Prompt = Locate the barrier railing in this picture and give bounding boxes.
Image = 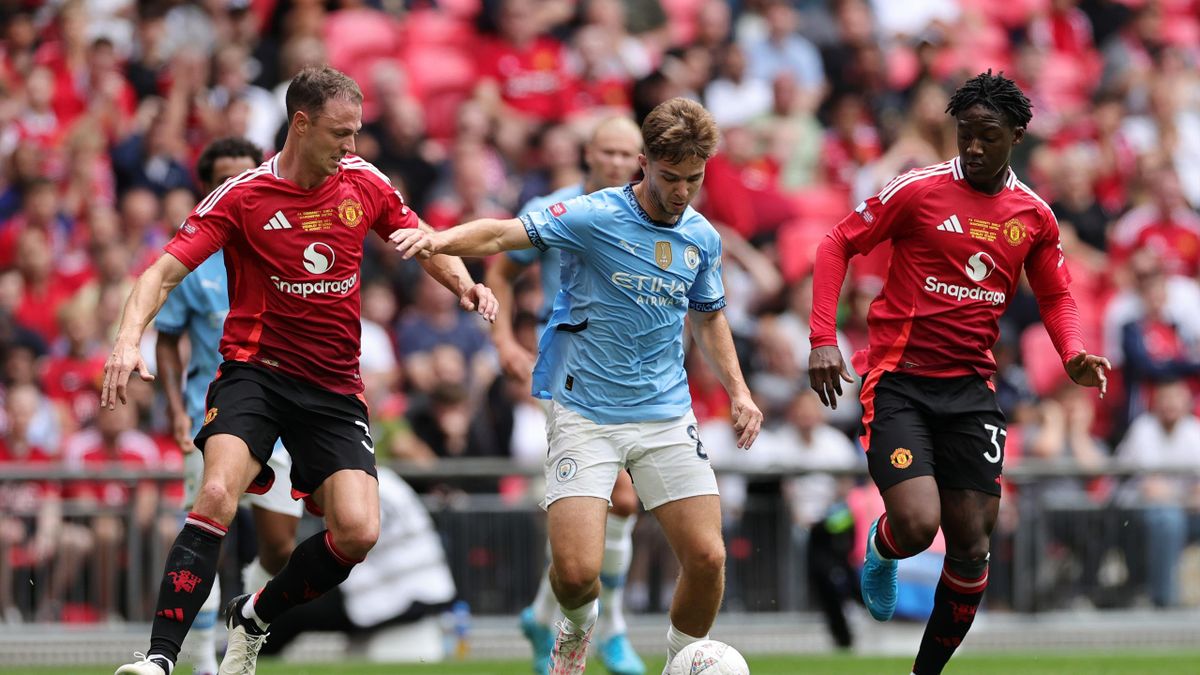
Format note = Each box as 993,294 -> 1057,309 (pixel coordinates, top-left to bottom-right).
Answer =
2,462 -> 1198,623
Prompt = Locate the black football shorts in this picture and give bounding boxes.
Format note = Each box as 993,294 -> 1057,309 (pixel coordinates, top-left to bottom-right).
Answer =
194,361 -> 378,508
858,370 -> 1006,497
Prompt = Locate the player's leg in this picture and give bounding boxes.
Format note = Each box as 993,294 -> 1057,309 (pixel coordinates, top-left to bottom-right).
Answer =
911,488 -> 998,675
858,372 -> 941,623
221,382 -> 378,675
117,435 -> 264,675
541,401 -> 623,675
623,412 -> 721,671
597,470 -> 644,675
241,446 -> 302,592
911,379 -> 1006,675
651,495 -> 725,668
178,450 -> 218,675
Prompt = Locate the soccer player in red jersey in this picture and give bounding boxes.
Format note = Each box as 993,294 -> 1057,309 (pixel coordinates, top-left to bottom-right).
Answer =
808,71 -> 1111,675
104,66 -> 497,675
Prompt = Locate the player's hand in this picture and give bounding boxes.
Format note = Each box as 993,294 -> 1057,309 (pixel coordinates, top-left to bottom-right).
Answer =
171,411 -> 195,454
809,345 -> 855,409
1066,350 -> 1111,399
389,227 -> 438,260
101,339 -> 154,409
730,392 -> 763,449
461,283 -> 498,322
496,338 -> 536,382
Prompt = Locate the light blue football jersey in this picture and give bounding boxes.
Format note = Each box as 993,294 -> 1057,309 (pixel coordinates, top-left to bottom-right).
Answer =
520,183 -> 725,424
508,183 -> 584,321
155,254 -> 229,431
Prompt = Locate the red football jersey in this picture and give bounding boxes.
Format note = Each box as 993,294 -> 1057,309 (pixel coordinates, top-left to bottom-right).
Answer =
165,155 -> 418,394
815,157 -> 1081,378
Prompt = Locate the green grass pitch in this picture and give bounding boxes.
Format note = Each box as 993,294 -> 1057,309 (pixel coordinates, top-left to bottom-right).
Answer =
6,652 -> 1200,675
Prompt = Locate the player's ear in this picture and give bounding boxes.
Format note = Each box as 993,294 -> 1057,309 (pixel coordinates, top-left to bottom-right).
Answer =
293,110 -> 309,135
1011,126 -> 1025,146
638,153 -> 648,173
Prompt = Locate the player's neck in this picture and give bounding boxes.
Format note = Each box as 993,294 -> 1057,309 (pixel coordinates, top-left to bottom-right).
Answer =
964,164 -> 1009,196
275,143 -> 330,190
632,181 -> 680,224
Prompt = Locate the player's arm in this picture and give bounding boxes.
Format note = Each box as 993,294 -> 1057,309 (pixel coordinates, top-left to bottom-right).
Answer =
101,253 -> 191,409
392,217 -> 532,260
410,220 -> 499,323
807,228 -> 856,409
485,255 -> 536,380
688,308 -> 762,449
154,330 -> 194,453
1025,213 -> 1111,396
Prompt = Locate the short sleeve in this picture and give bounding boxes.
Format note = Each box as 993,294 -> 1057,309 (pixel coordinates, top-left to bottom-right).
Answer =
1024,207 -> 1073,295
837,170 -> 925,256
356,164 -> 420,240
518,195 -> 596,255
164,204 -> 235,271
155,276 -> 194,335
687,234 -> 726,312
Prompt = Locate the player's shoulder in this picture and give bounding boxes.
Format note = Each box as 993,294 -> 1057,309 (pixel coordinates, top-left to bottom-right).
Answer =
194,160 -> 275,217
520,183 -> 586,216
1006,171 -> 1057,223
339,154 -> 394,189
678,206 -> 720,244
876,158 -> 962,204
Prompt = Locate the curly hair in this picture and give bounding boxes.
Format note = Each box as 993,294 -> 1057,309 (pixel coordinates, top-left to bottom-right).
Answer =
946,70 -> 1033,129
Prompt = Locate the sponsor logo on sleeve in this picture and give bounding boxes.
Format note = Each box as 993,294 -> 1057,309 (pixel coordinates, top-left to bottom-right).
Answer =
855,201 -> 875,223
550,202 -> 567,217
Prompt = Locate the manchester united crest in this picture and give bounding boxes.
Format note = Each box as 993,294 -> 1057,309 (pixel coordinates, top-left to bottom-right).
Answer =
1002,218 -> 1027,246
655,241 -> 672,270
890,447 -> 913,469
203,407 -> 218,425
337,198 -> 363,228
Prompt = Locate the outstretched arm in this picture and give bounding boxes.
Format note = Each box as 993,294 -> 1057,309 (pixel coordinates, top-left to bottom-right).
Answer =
688,308 -> 763,449
391,217 -> 532,260
410,220 -> 500,322
102,253 -> 191,409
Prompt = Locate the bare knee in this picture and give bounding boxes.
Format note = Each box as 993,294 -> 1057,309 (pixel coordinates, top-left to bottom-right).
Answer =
681,540 -> 725,581
889,511 -> 940,554
193,480 -> 242,524
329,518 -> 378,561
552,558 -> 600,599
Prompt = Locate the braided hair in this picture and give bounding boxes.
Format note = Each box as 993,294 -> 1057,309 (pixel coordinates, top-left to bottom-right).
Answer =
946,70 -> 1033,129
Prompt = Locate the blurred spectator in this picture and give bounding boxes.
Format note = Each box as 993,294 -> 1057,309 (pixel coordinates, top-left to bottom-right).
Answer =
41,301 -> 106,433
1116,379 -> 1200,608
764,390 -> 859,648
1025,382 -> 1113,606
1103,248 -> 1200,370
396,273 -> 495,393
819,91 -> 882,196
742,1 -> 825,98
12,228 -> 75,343
0,177 -> 81,274
208,43 -> 284,151
750,73 -> 823,191
61,392 -> 163,619
1049,145 -> 1112,262
704,43 -> 772,128
1104,162 -> 1200,277
1121,78 -> 1200,210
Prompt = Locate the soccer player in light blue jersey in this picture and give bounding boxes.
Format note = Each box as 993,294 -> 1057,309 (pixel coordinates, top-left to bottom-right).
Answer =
394,98 -> 763,675
153,138 -> 301,675
487,117 -> 646,675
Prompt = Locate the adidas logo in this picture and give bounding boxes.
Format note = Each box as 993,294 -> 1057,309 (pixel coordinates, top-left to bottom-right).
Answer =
263,210 -> 293,230
937,214 -> 963,233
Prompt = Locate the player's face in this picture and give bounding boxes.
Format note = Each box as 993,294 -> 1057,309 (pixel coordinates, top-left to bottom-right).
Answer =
639,154 -> 706,220
956,103 -> 1023,194
206,156 -> 258,194
304,98 -> 362,176
585,127 -> 641,189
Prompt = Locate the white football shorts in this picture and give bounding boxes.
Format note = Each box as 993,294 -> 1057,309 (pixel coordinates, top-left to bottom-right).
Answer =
541,400 -> 719,511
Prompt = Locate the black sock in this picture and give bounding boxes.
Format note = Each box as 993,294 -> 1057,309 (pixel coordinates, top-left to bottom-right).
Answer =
912,555 -> 989,675
252,531 -> 360,623
148,512 -> 228,665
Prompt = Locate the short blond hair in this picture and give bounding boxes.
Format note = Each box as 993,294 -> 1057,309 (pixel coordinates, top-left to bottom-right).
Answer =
641,98 -> 719,163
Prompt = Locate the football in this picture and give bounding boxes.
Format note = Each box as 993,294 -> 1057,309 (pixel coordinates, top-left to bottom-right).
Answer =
666,640 -> 750,675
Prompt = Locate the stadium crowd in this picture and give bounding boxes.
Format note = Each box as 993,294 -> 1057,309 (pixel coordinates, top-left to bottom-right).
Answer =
1,0 -> 1199,625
